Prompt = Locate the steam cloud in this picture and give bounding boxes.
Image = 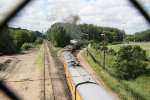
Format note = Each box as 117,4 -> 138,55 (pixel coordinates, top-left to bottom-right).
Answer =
46,0 -> 80,25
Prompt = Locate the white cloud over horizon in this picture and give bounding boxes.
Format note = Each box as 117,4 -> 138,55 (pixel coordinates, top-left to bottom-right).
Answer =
0,0 -> 149,34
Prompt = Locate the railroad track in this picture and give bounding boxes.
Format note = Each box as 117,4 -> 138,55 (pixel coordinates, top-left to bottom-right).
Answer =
43,40 -> 71,100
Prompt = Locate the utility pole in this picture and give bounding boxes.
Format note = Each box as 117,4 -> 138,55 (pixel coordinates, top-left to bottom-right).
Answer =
101,33 -> 106,69
85,34 -> 89,56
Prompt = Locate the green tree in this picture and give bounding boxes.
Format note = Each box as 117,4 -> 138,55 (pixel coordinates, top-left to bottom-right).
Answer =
114,45 -> 147,80
46,23 -> 71,47
0,26 -> 38,54
35,38 -> 43,44
0,26 -> 15,54
134,29 -> 150,41
79,23 -> 124,42
108,48 -> 116,55
125,34 -> 135,42
12,29 -> 37,52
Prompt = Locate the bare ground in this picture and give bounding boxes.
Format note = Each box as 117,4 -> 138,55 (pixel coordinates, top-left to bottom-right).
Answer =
0,49 -> 43,100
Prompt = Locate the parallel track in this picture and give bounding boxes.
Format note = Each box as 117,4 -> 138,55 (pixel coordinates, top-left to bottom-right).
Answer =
44,40 -> 71,100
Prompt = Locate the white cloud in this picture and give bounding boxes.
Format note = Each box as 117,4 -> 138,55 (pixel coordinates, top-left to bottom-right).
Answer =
0,0 -> 149,34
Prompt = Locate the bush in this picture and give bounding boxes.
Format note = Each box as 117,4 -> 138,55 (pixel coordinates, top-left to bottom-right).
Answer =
80,40 -> 90,47
114,45 -> 147,80
92,42 -> 108,51
108,48 -> 116,56
21,43 -> 35,50
100,45 -> 108,51
92,43 -> 100,50
35,38 -> 43,44
46,24 -> 71,47
112,42 -> 122,45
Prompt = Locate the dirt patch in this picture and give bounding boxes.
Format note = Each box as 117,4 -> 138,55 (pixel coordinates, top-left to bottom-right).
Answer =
0,57 -> 13,71
0,49 -> 43,100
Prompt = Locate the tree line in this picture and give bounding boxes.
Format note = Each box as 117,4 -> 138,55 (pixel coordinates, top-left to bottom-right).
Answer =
80,23 -> 125,43
0,25 -> 42,54
125,29 -> 150,42
46,23 -> 125,47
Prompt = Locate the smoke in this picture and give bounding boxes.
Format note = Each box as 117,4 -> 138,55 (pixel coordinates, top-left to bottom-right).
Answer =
45,0 -> 82,41
45,0 -> 80,25
63,14 -> 80,25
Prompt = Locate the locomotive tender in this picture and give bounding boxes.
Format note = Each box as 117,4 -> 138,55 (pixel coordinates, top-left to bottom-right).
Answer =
63,46 -> 114,100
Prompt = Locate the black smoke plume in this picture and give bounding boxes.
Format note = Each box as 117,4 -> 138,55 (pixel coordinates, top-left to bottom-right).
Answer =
64,14 -> 80,25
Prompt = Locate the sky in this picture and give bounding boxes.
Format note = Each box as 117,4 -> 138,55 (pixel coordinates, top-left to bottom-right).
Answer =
0,0 -> 150,34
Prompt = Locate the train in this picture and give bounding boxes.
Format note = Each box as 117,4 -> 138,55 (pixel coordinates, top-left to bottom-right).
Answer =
63,41 -> 115,100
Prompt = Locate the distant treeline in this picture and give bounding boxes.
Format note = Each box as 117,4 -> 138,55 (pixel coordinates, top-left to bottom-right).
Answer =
0,25 -> 42,54
46,23 -> 125,47
79,23 -> 125,43
125,29 -> 150,42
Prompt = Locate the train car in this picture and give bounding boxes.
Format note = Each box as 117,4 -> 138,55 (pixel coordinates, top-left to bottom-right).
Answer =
63,47 -> 115,100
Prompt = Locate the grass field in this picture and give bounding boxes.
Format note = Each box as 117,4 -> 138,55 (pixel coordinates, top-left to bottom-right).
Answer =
108,42 -> 150,58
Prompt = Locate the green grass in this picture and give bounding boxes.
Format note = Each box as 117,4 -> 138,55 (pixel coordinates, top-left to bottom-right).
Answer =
108,44 -> 123,52
35,45 -> 44,69
82,50 -> 134,100
146,50 -> 150,58
124,76 -> 150,100
87,47 -> 116,73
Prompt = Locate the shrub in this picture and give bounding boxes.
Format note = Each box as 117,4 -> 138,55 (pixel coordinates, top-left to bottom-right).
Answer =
35,38 -> 43,44
108,48 -> 116,56
100,45 -> 108,51
92,43 -> 100,50
112,42 -> 122,45
21,43 -> 34,50
114,45 -> 148,80
80,40 -> 90,47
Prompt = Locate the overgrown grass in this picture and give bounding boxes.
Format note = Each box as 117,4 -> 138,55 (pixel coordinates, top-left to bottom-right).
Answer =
21,42 -> 42,51
35,45 -> 44,69
82,50 -> 134,100
123,76 -> 150,100
87,47 -> 116,70
108,44 -> 123,52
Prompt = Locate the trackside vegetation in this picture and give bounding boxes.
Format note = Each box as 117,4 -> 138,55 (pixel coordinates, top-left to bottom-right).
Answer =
21,38 -> 43,51
114,45 -> 148,80
35,45 -> 44,68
